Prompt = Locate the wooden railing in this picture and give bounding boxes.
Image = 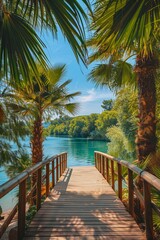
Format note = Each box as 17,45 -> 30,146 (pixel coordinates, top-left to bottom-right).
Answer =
95,151 -> 160,240
0,152 -> 67,239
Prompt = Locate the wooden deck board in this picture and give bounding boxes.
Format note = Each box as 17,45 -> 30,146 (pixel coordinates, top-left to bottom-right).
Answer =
24,166 -> 145,240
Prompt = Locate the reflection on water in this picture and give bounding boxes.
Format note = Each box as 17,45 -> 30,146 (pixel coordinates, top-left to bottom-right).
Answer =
44,137 -> 107,166
0,136 -> 107,210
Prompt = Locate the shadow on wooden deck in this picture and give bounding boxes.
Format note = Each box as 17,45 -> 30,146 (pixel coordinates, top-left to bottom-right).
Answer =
24,166 -> 145,240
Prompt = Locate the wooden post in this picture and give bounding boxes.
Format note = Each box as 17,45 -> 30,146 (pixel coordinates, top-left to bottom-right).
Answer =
60,155 -> 62,176
117,163 -> 122,200
46,163 -> 50,197
102,156 -> 105,177
143,180 -> 153,239
18,180 -> 26,240
111,160 -> 115,190
36,168 -> 42,211
95,152 -> 97,168
100,155 -> 102,173
106,158 -> 109,182
128,169 -> 134,216
97,154 -> 100,172
56,157 -> 59,182
62,155 -> 63,175
65,153 -> 67,169
62,155 -> 64,173
52,161 -> 55,188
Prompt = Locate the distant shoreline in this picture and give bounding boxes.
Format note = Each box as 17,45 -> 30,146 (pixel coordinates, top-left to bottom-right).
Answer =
49,134 -> 108,141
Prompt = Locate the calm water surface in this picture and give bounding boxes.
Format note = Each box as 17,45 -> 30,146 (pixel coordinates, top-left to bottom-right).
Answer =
0,136 -> 107,211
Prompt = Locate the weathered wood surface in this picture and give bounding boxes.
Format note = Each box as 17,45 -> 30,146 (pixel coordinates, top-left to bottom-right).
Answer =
24,166 -> 145,240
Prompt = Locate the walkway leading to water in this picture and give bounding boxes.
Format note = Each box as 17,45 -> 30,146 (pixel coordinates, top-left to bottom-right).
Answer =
24,166 -> 145,240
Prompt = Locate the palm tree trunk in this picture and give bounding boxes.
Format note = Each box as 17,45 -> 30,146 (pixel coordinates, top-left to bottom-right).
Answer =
135,54 -> 158,162
31,116 -> 43,165
31,110 -> 43,204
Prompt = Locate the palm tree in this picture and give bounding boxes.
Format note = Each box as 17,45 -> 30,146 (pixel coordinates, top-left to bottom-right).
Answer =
0,0 -> 91,82
8,65 -> 80,165
89,0 -> 160,162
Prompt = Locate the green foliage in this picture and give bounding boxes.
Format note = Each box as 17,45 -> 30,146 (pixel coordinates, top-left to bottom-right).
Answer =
1,0 -> 91,81
107,126 -> 135,159
25,205 -> 37,228
4,150 -> 31,178
90,0 -> 160,57
106,87 -> 138,159
49,111 -> 118,140
101,99 -> 113,111
95,110 -> 117,139
0,98 -> 30,166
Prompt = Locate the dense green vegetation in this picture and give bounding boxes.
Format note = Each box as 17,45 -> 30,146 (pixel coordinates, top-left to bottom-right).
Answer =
48,102 -> 117,140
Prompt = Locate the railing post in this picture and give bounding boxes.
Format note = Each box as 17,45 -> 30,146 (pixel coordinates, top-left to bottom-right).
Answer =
143,180 -> 153,240
95,152 -> 97,168
52,161 -> 55,188
18,180 -> 26,240
60,155 -> 62,176
63,154 -> 66,173
36,168 -> 42,211
128,169 -> 134,216
46,163 -> 50,197
56,157 -> 59,182
117,163 -> 122,200
98,153 -> 100,172
102,156 -> 105,177
111,160 -> 115,190
66,153 -> 67,169
62,155 -> 64,173
106,158 -> 109,182
97,153 -> 99,171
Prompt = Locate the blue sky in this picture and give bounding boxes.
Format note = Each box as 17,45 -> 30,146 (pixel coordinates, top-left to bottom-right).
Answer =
41,31 -> 114,116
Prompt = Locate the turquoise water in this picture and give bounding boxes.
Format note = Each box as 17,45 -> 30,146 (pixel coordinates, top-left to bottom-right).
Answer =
0,136 -> 107,211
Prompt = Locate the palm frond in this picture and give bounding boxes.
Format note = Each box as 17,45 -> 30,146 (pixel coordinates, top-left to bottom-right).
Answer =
13,0 -> 92,64
88,60 -> 135,91
92,0 -> 160,57
1,11 -> 48,82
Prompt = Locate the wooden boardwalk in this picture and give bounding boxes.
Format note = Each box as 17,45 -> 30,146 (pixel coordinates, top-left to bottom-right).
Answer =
24,166 -> 145,240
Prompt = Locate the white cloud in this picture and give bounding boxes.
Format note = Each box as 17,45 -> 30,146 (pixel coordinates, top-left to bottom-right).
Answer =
76,88 -> 113,103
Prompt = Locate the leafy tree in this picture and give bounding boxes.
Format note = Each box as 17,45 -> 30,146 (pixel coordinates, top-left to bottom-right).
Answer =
101,99 -> 114,111
106,87 -> 138,159
68,116 -> 88,137
107,126 -> 135,160
89,0 -> 160,161
95,110 -> 117,139
53,123 -> 69,136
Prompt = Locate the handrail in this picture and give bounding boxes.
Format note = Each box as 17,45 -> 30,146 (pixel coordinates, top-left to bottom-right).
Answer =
95,151 -> 160,240
0,152 -> 67,239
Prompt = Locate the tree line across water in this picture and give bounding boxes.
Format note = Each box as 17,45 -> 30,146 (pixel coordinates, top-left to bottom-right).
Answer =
48,100 -> 117,140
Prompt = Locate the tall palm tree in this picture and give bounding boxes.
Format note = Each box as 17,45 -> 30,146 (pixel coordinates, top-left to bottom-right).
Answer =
8,65 -> 80,165
89,0 -> 160,162
0,0 -> 91,82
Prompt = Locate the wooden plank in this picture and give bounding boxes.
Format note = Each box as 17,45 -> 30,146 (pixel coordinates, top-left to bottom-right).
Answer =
24,237 -> 145,240
25,166 -> 145,240
25,231 -> 144,237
